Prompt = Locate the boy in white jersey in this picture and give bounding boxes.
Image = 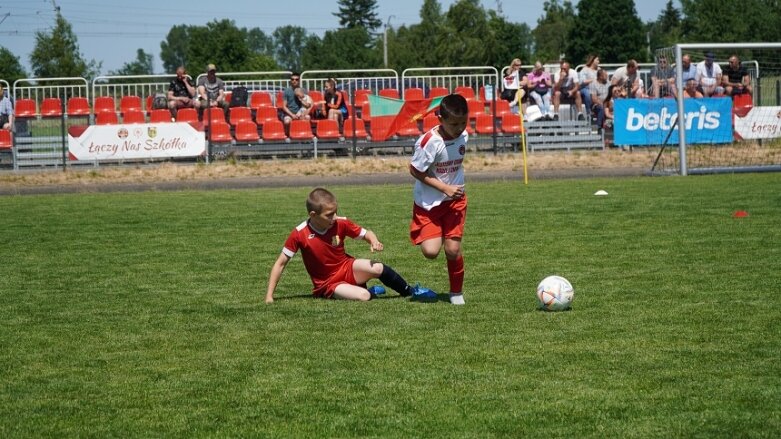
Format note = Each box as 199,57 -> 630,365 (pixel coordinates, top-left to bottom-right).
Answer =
265,188 -> 435,303
408,94 -> 469,305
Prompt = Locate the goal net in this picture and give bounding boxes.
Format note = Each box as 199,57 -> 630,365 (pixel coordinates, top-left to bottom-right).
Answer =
639,43 -> 781,175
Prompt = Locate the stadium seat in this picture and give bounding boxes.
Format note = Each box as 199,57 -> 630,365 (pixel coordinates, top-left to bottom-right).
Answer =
490,99 -> 512,118
201,107 -> 226,127
309,90 -> 324,104
354,89 -> 371,109
120,95 -> 142,114
249,91 -> 273,109
474,113 -> 497,134
429,87 -> 449,98
289,119 -> 314,141
343,118 -> 368,139
175,108 -> 202,130
122,110 -> 146,124
455,86 -> 476,100
229,106 -> 253,126
500,113 -> 523,134
361,103 -> 371,119
396,121 -> 422,137
733,93 -> 753,108
234,121 -> 260,142
275,91 -> 285,108
255,106 -> 280,125
0,129 -> 12,149
145,95 -> 154,113
261,119 -> 287,141
95,111 -> 119,125
93,96 -> 115,114
379,88 -> 401,99
224,91 -> 232,105
40,98 -> 63,117
14,99 -> 36,118
369,115 -> 395,141
467,99 -> 485,120
208,121 -> 233,143
66,97 -> 91,116
404,87 -> 425,100
149,109 -> 173,123
315,119 -> 341,140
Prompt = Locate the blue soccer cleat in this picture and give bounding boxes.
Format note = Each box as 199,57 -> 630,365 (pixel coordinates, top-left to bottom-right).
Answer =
368,285 -> 386,295
410,283 -> 437,302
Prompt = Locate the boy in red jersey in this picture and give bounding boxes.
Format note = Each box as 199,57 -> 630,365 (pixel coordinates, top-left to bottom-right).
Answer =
265,188 -> 435,303
409,94 -> 469,305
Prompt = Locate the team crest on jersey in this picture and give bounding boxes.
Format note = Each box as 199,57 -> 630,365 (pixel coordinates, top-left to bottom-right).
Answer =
332,235 -> 341,246
459,145 -> 466,155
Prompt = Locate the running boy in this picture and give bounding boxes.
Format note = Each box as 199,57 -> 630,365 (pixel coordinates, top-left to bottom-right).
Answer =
408,94 -> 469,305
265,188 -> 435,303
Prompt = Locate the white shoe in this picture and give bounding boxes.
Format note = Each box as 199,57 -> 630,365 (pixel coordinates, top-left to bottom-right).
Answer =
449,293 -> 465,305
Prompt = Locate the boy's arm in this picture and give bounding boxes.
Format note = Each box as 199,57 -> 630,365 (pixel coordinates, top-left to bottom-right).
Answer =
362,230 -> 383,252
409,163 -> 465,199
265,252 -> 291,304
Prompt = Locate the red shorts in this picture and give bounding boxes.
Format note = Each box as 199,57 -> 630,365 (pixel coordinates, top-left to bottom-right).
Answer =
313,259 -> 358,299
410,196 -> 468,245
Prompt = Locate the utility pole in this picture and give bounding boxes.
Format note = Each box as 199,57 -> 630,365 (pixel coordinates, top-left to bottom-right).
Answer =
383,15 -> 395,68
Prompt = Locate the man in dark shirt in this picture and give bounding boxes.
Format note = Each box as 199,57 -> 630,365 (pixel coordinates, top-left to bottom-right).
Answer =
167,66 -> 198,117
722,55 -> 752,96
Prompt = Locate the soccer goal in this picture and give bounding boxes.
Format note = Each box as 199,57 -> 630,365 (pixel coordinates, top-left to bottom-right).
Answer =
648,43 -> 781,175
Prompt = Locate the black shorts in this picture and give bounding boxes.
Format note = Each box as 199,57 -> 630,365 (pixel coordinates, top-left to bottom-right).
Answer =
0,114 -> 8,127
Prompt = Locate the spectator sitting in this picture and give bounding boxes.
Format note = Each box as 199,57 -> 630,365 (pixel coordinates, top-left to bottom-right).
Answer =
611,59 -> 641,98
722,55 -> 752,96
681,53 -> 697,84
578,54 -> 599,118
0,84 -> 13,130
590,68 -> 610,131
650,55 -> 675,98
526,61 -> 553,120
553,61 -> 585,120
683,78 -> 703,98
696,52 -> 723,97
603,84 -> 625,129
279,73 -> 310,129
294,87 -> 313,119
502,58 -> 528,114
197,63 -> 229,119
323,78 -> 347,124
167,66 -> 199,118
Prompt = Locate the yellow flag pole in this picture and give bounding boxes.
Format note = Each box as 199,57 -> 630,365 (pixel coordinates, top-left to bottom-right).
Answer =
518,90 -> 528,185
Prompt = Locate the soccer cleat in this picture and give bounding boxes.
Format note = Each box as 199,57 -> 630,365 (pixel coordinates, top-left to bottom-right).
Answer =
410,283 -> 437,302
449,293 -> 466,305
367,285 -> 386,295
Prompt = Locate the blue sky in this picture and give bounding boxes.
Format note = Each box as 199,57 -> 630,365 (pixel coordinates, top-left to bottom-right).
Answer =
1,0 -> 679,73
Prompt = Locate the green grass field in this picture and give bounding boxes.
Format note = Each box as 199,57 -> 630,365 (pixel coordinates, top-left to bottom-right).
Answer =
1,174 -> 780,437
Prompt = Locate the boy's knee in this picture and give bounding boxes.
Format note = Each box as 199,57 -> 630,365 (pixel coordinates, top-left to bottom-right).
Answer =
421,248 -> 440,259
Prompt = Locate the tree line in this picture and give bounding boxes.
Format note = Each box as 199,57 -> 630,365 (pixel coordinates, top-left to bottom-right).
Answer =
1,0 -> 779,84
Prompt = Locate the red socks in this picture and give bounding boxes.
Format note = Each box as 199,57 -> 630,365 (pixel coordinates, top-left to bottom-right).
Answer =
447,255 -> 464,293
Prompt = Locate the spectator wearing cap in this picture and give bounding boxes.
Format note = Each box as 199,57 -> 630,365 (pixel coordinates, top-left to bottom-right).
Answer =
696,52 -> 723,97
167,66 -> 198,117
197,63 -> 229,119
722,55 -> 752,96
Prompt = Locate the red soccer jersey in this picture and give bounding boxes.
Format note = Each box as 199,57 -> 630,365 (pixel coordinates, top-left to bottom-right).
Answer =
282,217 -> 366,293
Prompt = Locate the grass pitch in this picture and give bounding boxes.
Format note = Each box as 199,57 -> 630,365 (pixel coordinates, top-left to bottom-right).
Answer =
1,173 -> 779,437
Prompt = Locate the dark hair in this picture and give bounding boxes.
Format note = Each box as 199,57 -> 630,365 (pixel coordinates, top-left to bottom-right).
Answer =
307,187 -> 336,213
439,94 -> 468,120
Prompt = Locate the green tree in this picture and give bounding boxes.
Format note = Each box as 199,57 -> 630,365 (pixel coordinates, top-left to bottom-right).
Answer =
187,19 -> 251,73
110,49 -> 154,76
29,14 -> 101,79
401,0 -> 446,68
647,0 -> 683,51
487,11 -> 533,69
0,46 -> 27,83
567,0 -> 647,64
245,28 -> 275,57
531,0 -> 576,63
439,0 -> 493,67
273,25 -> 311,72
681,0 -> 781,42
160,25 -> 192,73
333,0 -> 382,31
302,27 -> 380,70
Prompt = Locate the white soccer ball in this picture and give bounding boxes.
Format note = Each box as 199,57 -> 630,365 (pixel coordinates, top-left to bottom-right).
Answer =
536,275 -> 574,311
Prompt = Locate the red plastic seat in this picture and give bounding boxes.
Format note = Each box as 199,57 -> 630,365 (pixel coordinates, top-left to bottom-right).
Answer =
275,91 -> 285,108
353,89 -> 371,109
120,95 -> 142,114
343,118 -> 368,139
201,108 -> 226,127
733,93 -> 753,108
250,91 -> 273,109
289,119 -> 314,141
66,97 -> 90,116
123,110 -> 146,124
404,87 -> 425,100
93,96 -> 115,114
255,106 -> 279,125
500,113 -> 523,134
379,88 -> 400,99
14,99 -> 37,118
429,87 -> 449,98
149,109 -> 173,123
95,111 -> 119,125
145,95 -> 154,113
467,99 -> 485,120
474,113 -> 497,134
176,108 -> 198,124
455,86 -> 476,100
40,98 -> 63,117
261,119 -> 287,141
316,119 -> 341,140
229,106 -> 253,126
208,121 -> 233,143
0,129 -> 12,149
309,90 -> 324,104
490,99 -> 512,118
370,115 -> 395,141
234,121 -> 260,142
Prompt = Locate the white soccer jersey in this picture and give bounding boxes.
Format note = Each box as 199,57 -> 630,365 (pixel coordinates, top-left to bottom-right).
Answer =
410,127 -> 468,210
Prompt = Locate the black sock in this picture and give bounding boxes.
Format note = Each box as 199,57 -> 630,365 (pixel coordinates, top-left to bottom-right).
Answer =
379,265 -> 412,297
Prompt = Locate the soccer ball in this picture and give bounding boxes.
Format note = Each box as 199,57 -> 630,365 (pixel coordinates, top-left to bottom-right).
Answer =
536,275 -> 574,311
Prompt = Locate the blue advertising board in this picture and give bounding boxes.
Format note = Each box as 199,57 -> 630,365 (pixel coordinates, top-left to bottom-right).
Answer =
614,98 -> 733,145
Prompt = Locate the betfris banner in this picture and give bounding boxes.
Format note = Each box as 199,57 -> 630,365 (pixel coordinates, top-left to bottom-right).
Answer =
68,122 -> 206,161
614,98 -> 733,145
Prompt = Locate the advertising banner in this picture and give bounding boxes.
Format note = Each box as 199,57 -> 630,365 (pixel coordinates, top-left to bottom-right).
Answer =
614,98 -> 733,145
68,123 -> 206,161
734,106 -> 781,140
